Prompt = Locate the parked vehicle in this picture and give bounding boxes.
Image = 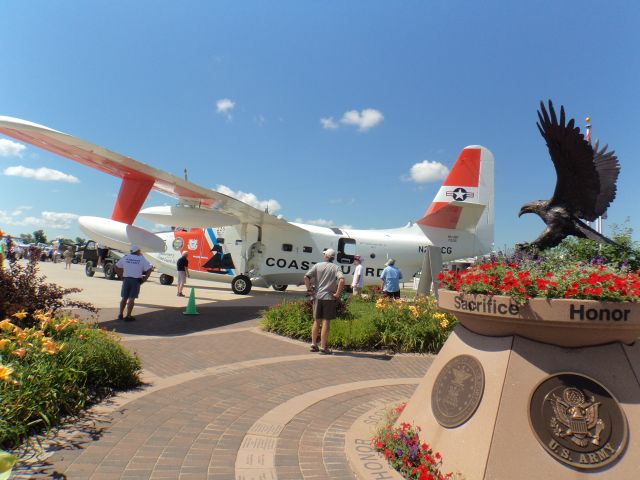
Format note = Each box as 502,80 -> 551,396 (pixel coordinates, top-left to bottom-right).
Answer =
82,240 -> 124,279
10,239 -> 29,260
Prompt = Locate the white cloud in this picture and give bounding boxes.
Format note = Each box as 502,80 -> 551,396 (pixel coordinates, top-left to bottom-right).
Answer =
0,210 -> 79,229
40,211 -> 80,228
216,185 -> 281,213
406,160 -> 449,183
11,206 -> 32,216
254,114 -> 266,127
0,139 -> 26,157
216,98 -> 235,118
320,117 -> 338,130
340,108 -> 384,131
3,166 -> 79,183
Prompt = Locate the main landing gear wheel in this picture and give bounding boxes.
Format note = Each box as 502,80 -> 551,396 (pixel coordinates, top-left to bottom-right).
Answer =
272,284 -> 288,292
85,261 -> 95,277
159,274 -> 174,285
232,275 -> 252,295
104,263 -> 116,280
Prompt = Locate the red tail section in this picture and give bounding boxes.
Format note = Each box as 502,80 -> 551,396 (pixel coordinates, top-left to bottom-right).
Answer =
417,146 -> 492,232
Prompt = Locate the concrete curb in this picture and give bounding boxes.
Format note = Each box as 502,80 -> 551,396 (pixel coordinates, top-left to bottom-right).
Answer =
345,402 -> 405,480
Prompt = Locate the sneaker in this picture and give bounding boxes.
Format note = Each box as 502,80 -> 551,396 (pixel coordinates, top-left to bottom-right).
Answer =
124,316 -> 136,322
117,314 -> 124,320
177,293 -> 185,297
319,347 -> 332,355
310,344 -> 319,352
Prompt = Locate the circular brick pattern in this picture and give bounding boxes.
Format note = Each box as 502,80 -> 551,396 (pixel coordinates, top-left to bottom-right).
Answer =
12,328 -> 432,479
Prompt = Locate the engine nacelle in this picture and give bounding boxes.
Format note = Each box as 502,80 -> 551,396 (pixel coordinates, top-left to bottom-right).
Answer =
139,205 -> 239,228
79,216 -> 166,252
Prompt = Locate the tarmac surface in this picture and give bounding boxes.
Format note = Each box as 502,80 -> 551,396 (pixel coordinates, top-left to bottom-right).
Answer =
9,260 -> 434,479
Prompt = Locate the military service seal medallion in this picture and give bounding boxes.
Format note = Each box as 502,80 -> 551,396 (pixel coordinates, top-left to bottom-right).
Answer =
431,354 -> 484,428
530,373 -> 628,469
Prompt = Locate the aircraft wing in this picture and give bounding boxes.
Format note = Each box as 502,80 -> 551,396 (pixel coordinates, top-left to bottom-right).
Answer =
0,116 -> 302,230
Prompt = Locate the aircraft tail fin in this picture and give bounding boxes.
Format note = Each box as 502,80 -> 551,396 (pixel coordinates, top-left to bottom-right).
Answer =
417,145 -> 494,248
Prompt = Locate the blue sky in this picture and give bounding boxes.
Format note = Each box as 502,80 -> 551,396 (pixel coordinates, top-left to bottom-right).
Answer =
1,1 -> 639,250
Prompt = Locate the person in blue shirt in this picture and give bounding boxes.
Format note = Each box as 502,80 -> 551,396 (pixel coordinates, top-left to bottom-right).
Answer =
380,258 -> 403,298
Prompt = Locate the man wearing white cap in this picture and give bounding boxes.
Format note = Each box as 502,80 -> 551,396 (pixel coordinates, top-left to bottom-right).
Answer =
303,248 -> 345,354
380,258 -> 403,299
115,245 -> 153,321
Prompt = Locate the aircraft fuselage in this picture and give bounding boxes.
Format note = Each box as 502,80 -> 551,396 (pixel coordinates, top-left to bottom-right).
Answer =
144,221 -> 482,288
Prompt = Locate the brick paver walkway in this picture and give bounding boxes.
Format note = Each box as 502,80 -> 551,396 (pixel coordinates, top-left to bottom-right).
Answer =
11,306 -> 433,479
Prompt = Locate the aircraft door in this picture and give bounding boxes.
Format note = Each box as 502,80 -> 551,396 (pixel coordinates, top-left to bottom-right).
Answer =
337,237 -> 356,264
180,229 -> 206,272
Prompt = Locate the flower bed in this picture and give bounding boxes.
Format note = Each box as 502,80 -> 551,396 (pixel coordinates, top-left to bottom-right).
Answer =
438,261 -> 640,304
436,258 -> 640,347
372,403 -> 462,480
373,296 -> 457,353
261,295 -> 457,353
0,310 -> 141,448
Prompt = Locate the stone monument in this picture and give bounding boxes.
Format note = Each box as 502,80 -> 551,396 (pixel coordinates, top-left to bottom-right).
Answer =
397,102 -> 639,479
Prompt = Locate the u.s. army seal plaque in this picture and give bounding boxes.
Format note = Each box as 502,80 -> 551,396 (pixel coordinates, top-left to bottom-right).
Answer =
530,373 -> 628,470
431,354 -> 484,428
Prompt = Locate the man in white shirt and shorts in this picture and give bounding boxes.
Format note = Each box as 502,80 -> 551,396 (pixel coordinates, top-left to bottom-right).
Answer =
115,245 -> 153,321
351,255 -> 364,296
304,248 -> 345,354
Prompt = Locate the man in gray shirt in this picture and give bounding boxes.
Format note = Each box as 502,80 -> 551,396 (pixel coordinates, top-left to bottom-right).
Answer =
304,248 -> 345,354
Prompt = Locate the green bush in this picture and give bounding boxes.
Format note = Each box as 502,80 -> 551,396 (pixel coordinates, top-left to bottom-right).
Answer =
0,257 -> 96,326
261,295 -> 456,353
549,220 -> 640,269
0,313 -> 141,449
261,301 -> 312,340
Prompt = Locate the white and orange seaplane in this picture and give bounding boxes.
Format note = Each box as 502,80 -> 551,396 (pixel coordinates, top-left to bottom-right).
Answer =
0,116 -> 494,294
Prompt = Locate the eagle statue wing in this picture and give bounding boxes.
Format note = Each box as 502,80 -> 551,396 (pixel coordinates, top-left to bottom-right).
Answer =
536,100 -> 620,221
591,140 -> 620,218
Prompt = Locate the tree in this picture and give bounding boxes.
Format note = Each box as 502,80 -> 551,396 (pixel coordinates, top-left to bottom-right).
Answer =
33,230 -> 47,244
75,237 -> 86,245
548,219 -> 640,270
20,233 -> 34,244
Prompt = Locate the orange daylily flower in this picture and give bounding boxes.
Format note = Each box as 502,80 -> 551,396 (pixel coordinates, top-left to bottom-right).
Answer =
0,364 -> 14,382
11,348 -> 26,358
0,319 -> 14,331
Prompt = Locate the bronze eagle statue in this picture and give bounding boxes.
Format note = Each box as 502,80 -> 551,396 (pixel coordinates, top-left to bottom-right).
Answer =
518,100 -> 620,251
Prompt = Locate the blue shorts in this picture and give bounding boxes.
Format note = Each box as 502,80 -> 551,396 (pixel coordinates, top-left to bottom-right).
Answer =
121,277 -> 142,299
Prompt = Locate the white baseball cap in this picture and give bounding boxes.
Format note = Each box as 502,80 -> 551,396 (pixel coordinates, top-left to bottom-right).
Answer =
324,248 -> 336,259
